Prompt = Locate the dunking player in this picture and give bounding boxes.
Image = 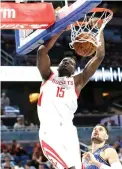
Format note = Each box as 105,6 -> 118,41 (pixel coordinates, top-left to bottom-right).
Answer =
82,124 -> 122,169
37,27 -> 104,169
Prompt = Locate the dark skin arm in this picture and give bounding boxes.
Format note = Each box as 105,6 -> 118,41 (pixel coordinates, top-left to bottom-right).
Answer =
37,31 -> 64,80
74,31 -> 105,96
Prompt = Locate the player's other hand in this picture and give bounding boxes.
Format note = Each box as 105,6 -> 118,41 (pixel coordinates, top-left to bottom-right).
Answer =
82,152 -> 98,165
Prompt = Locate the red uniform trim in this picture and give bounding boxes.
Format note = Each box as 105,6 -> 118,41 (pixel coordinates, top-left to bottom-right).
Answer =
75,88 -> 79,98
38,92 -> 43,106
41,140 -> 68,169
82,163 -> 85,169
38,72 -> 54,106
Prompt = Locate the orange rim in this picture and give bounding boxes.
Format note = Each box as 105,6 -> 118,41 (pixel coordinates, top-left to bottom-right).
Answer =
90,7 -> 113,15
72,7 -> 113,27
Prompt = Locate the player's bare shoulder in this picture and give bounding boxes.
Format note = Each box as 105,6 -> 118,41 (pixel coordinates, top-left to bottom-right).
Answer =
104,147 -> 120,163
105,147 -> 118,156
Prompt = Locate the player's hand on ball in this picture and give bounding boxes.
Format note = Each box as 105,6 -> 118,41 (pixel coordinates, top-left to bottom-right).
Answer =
82,152 -> 98,165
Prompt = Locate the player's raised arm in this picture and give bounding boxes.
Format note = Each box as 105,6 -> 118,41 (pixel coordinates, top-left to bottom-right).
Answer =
74,31 -> 105,95
37,31 -> 64,80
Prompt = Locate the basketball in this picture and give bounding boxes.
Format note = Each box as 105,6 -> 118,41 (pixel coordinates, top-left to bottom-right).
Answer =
73,33 -> 96,57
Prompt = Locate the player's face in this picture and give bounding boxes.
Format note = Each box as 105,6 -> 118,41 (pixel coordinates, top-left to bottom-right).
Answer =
58,57 -> 76,77
91,125 -> 108,143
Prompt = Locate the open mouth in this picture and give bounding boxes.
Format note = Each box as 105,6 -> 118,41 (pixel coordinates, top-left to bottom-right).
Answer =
61,64 -> 68,68
93,132 -> 99,137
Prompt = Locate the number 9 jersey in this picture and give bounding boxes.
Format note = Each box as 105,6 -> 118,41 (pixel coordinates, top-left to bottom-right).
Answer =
37,71 -> 78,129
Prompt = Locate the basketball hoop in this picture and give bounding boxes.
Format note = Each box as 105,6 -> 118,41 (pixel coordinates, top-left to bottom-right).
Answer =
69,8 -> 113,49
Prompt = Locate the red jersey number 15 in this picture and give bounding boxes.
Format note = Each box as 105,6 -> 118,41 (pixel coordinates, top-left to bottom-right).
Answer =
56,87 -> 65,98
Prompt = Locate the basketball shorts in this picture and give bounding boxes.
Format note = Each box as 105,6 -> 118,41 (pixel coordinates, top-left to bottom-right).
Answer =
39,125 -> 81,169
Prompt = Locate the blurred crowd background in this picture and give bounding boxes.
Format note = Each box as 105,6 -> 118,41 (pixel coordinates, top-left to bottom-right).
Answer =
1,0 -> 122,169
1,136 -> 122,169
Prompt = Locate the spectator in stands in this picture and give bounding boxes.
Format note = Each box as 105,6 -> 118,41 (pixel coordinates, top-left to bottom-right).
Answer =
113,142 -> 120,153
25,160 -> 36,169
33,143 -> 43,158
1,92 -> 10,110
13,118 -> 25,130
106,120 -> 112,129
1,120 -> 8,131
30,153 -> 40,168
24,120 -> 30,127
9,140 -> 18,156
29,123 -> 38,130
118,148 -> 122,164
15,162 -> 24,169
1,148 -> 14,162
117,136 -> 122,148
111,120 -> 118,126
1,140 -> 7,152
1,156 -> 15,169
39,164 -> 49,169
30,152 -> 51,169
15,143 -> 28,157
24,120 -> 36,131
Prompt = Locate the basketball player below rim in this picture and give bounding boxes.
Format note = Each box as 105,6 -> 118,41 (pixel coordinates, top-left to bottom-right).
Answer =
82,124 -> 122,169
36,18 -> 122,169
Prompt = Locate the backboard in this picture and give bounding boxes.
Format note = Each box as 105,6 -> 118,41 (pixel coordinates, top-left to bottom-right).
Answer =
15,0 -> 102,55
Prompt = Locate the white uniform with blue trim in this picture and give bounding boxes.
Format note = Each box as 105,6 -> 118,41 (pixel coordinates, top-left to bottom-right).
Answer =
37,72 -> 81,169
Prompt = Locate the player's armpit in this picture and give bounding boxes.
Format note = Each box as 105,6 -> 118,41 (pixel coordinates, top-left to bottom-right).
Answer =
37,45 -> 52,80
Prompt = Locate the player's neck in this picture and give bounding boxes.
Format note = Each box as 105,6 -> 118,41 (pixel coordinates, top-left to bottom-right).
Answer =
91,141 -> 105,153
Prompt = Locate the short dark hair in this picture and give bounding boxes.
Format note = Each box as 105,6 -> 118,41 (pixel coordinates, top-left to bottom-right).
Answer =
96,124 -> 109,135
71,56 -> 77,63
64,56 -> 77,63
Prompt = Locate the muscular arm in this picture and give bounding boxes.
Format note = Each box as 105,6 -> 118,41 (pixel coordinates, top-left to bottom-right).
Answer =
105,148 -> 121,165
37,31 -> 64,80
83,149 -> 122,169
95,148 -> 122,169
74,31 -> 105,95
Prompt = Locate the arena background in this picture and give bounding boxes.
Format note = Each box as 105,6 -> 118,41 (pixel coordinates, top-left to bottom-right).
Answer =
1,0 -> 122,169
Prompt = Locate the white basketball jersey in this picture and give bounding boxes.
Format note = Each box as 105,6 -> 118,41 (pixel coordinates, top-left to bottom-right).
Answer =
37,72 -> 78,129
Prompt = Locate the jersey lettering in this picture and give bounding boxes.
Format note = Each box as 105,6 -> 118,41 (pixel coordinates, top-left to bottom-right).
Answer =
52,78 -> 73,86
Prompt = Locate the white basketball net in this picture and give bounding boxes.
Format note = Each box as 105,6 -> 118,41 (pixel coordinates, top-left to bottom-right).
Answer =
69,8 -> 113,49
